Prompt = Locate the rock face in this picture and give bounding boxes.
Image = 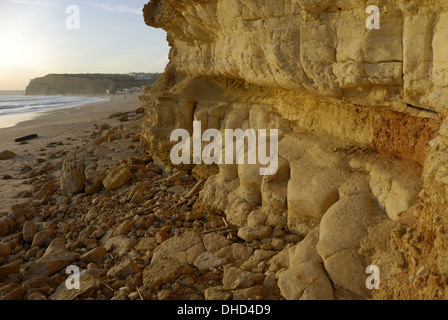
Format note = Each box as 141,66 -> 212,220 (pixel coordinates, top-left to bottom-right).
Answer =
139,0 -> 448,300
143,0 -> 448,114
25,74 -> 143,95
102,164 -> 133,191
60,151 -> 85,196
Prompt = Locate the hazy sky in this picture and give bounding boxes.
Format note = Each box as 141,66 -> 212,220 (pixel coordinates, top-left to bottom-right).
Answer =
0,0 -> 170,90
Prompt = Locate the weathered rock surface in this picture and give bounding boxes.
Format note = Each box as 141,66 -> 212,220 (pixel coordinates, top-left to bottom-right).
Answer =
152,231 -> 205,265
60,151 -> 85,196
25,74 -> 145,96
2,0 -> 448,301
277,261 -> 334,300
0,150 -> 16,160
0,217 -> 15,237
102,164 -> 133,191
143,257 -> 192,289
49,271 -> 101,300
143,0 -> 448,114
193,252 -> 226,271
80,247 -> 107,264
0,260 -> 21,282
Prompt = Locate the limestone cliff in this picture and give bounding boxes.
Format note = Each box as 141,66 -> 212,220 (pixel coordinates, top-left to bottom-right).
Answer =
140,0 -> 448,300
25,74 -> 146,96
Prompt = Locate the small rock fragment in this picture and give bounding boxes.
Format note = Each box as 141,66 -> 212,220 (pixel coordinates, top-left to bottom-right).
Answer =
80,247 -> 107,264
0,150 -> 16,160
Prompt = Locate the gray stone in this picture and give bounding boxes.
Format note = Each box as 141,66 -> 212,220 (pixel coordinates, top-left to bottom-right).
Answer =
103,164 -> 132,191
204,286 -> 231,300
152,232 -> 205,264
143,257 -> 192,289
50,271 -> 101,300
80,247 -> 107,264
323,249 -> 371,298
289,228 -> 323,267
104,236 -> 137,256
277,261 -> 334,300
231,271 -> 265,289
222,266 -> 244,290
22,221 -> 37,242
193,252 -> 227,271
60,152 -> 85,196
240,250 -> 276,270
22,245 -> 79,280
134,237 -> 158,252
114,220 -> 133,236
317,194 -> 383,260
107,259 -> 139,279
287,158 -> 349,221
202,233 -> 232,253
237,226 -> 272,242
167,185 -> 186,194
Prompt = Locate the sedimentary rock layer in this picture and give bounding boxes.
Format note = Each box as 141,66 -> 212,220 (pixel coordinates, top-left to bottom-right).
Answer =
144,0 -> 448,115
140,0 -> 448,300
25,74 -> 142,95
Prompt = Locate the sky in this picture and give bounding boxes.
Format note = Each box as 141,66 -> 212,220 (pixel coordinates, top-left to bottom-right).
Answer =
0,0 -> 170,90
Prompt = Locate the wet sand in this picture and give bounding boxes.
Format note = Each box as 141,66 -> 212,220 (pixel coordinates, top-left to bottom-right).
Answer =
0,94 -> 142,213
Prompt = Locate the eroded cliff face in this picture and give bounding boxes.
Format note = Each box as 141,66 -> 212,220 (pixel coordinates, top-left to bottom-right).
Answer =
144,0 -> 448,114
25,74 -> 138,95
140,0 -> 448,299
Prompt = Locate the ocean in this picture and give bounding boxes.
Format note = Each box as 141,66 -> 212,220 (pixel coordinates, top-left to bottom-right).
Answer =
0,91 -> 107,129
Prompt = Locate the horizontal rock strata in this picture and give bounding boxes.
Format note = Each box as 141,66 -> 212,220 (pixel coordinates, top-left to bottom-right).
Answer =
138,0 -> 448,300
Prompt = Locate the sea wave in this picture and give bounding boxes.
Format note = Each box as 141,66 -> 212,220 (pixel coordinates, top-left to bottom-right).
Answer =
0,95 -> 107,117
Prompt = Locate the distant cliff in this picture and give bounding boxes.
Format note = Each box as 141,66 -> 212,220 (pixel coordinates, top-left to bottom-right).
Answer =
25,74 -> 157,95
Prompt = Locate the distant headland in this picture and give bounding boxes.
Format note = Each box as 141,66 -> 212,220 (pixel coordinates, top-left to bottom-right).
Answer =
25,73 -> 160,96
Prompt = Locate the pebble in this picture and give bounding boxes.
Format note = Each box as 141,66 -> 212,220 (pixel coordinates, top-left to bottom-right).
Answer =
31,229 -> 57,248
115,220 -> 133,236
237,226 -> 272,242
128,292 -> 139,300
0,150 -> 17,160
185,210 -> 203,222
158,289 -> 170,300
0,260 -> 21,282
0,243 -> 12,257
417,265 -> 427,277
284,234 -> 303,243
106,259 -> 139,279
155,230 -> 170,244
0,113 -> 292,301
81,247 -> 107,264
87,262 -> 99,270
166,172 -> 181,182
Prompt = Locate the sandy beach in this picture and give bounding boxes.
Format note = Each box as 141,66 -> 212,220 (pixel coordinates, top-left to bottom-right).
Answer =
0,94 -> 143,213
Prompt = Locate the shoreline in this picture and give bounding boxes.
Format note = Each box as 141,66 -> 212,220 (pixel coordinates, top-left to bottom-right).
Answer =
1,97 -> 110,130
0,94 -> 143,213
0,94 -> 113,130
0,94 -> 141,146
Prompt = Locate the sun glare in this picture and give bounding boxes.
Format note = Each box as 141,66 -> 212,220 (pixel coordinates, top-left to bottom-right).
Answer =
0,33 -> 46,69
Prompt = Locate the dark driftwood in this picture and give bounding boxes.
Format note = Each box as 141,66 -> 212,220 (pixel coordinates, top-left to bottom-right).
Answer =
15,134 -> 38,142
